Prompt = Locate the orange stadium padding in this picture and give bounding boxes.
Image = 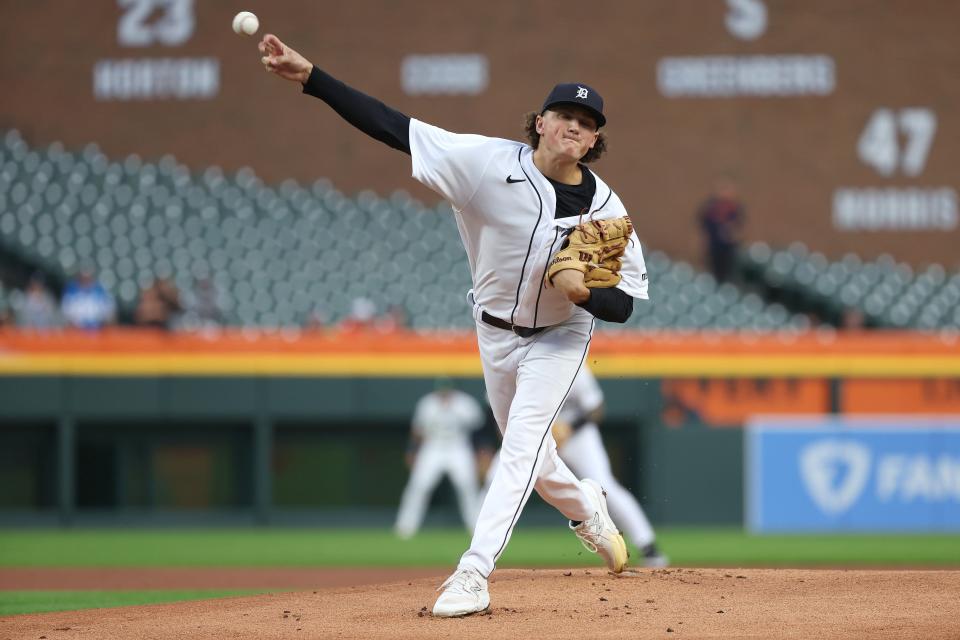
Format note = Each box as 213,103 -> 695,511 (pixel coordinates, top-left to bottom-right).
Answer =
844,379 -> 960,414
663,379 -> 832,425
1,328 -> 959,377
1,328 -> 958,353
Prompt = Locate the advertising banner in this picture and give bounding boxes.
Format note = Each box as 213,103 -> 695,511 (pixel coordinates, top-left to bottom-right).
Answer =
746,417 -> 960,532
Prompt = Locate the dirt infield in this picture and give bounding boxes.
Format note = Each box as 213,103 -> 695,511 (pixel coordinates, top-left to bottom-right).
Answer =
0,567 -> 437,590
3,568 -> 959,639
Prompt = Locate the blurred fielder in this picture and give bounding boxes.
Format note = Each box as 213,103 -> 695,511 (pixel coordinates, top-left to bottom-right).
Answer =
394,380 -> 484,539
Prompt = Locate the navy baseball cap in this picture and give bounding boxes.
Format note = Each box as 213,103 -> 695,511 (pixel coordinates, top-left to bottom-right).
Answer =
541,83 -> 606,128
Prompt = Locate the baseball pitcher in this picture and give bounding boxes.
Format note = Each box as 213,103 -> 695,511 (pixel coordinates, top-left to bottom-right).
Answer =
259,33 -> 649,617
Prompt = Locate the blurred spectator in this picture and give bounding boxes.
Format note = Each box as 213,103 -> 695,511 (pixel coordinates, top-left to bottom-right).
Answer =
61,266 -> 115,330
305,306 -> 330,331
16,273 -> 61,329
840,306 -> 866,330
697,179 -> 745,284
340,296 -> 377,332
0,283 -> 10,327
134,278 -> 182,330
180,277 -> 221,328
375,304 -> 408,333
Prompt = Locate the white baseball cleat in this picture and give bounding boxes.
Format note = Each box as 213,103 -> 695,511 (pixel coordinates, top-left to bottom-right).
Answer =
570,479 -> 629,573
432,566 -> 490,617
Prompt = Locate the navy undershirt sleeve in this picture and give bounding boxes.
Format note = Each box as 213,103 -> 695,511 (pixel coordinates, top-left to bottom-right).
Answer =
302,65 -> 411,154
577,287 -> 634,323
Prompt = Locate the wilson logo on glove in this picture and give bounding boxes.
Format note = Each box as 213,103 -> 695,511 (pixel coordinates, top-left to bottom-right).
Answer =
546,216 -> 633,289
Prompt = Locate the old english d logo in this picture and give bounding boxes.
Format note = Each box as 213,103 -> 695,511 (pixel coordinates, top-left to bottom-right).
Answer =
799,439 -> 871,515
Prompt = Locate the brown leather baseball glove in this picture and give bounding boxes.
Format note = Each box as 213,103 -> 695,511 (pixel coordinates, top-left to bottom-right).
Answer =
545,216 -> 634,289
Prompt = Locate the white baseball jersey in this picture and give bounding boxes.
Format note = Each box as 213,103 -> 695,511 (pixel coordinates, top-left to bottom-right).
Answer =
409,119 -> 649,328
412,390 -> 484,443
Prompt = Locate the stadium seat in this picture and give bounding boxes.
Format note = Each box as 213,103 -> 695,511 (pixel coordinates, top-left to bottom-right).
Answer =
742,241 -> 960,329
6,129 -> 949,331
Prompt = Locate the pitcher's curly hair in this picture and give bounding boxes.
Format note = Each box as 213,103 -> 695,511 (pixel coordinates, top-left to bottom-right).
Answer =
523,111 -> 607,164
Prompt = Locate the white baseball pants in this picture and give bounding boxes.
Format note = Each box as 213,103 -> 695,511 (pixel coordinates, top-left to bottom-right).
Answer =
459,310 -> 596,577
394,441 -> 480,538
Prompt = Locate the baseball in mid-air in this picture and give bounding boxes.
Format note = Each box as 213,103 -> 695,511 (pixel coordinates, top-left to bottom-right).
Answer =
232,11 -> 259,36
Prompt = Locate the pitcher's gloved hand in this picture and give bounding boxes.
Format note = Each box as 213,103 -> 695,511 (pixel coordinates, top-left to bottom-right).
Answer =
545,216 -> 633,289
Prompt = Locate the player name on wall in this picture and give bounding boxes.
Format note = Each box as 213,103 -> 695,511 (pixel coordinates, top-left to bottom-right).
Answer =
94,0 -> 219,101
401,54 -> 489,96
833,188 -> 957,232
94,58 -> 219,101
657,55 -> 835,98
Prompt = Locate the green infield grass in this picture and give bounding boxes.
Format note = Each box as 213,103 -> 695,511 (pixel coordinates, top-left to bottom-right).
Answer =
1,527 -> 958,568
1,527 -> 957,615
0,590 -> 267,616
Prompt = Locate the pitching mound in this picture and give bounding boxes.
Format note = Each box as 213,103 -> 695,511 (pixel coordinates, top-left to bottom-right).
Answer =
3,568 -> 959,639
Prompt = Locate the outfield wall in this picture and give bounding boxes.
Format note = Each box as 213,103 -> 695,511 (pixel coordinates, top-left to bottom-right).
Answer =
2,329 -> 958,526
3,1 -> 960,267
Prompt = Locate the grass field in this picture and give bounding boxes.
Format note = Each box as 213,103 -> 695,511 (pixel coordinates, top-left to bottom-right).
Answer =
2,527 -> 959,568
2,527 -> 958,615
0,590 -> 265,616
